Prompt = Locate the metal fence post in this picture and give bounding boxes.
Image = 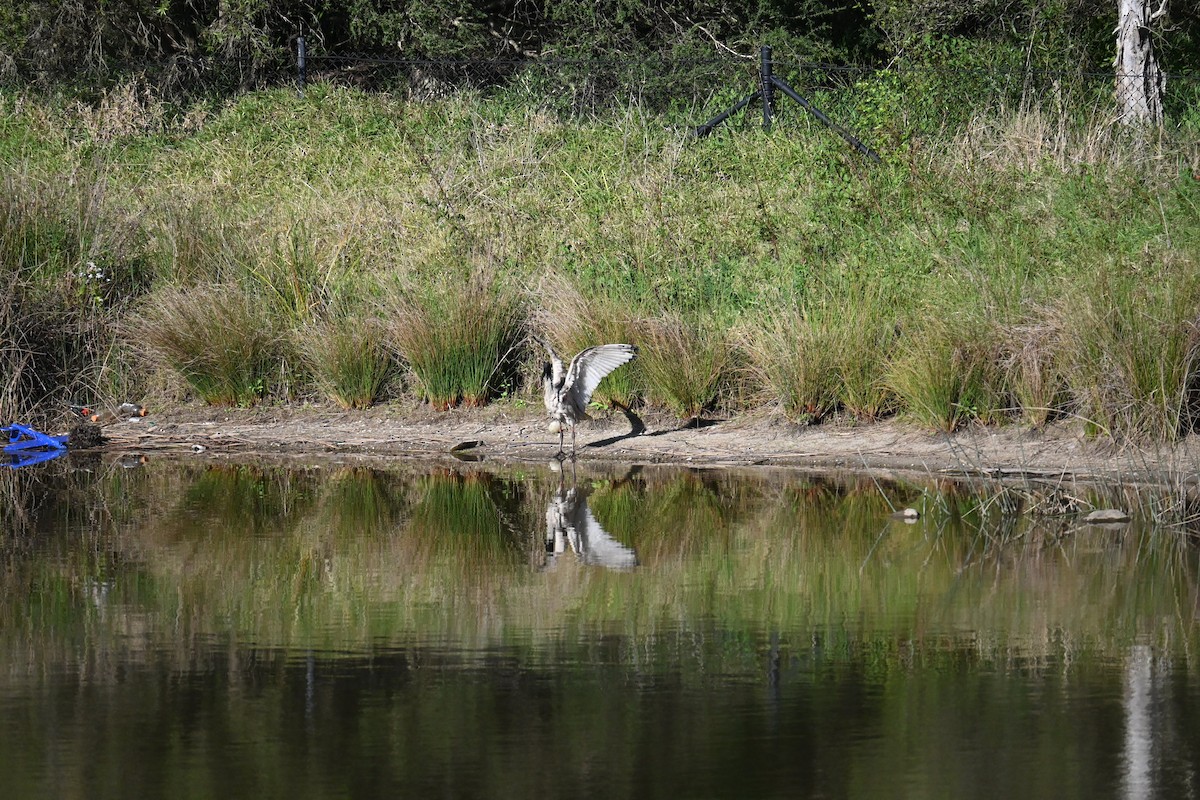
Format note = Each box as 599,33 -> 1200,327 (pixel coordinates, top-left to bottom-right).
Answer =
761,45 -> 774,131
297,34 -> 307,94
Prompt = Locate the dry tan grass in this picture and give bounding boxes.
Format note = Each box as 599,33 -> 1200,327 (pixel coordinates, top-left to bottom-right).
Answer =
999,314 -> 1065,427
1050,267 -> 1200,441
944,103 -> 1197,175
131,284 -> 281,406
71,79 -> 169,141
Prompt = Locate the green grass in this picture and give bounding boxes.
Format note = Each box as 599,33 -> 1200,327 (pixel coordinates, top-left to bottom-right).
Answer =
0,167 -> 146,421
743,305 -> 843,423
743,287 -> 898,423
887,312 -> 1007,432
1054,265 -> 1200,441
297,311 -> 393,409
1,83 -> 1198,438
382,271 -> 524,410
636,314 -> 730,419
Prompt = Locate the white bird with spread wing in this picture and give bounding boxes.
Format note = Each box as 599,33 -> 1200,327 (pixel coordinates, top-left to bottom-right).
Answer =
544,483 -> 638,571
533,336 -> 638,459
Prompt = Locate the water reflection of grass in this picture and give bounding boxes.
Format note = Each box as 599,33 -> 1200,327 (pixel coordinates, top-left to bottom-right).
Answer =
2,461 -> 1198,675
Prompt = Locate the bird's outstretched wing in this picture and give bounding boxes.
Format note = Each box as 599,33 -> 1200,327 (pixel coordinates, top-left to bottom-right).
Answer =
564,344 -> 637,409
567,499 -> 638,570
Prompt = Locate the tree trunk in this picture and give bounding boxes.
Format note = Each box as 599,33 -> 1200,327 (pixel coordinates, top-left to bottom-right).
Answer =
1115,0 -> 1166,126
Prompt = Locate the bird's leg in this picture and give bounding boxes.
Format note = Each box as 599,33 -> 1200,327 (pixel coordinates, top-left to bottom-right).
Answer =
556,425 -> 566,460
570,424 -> 577,460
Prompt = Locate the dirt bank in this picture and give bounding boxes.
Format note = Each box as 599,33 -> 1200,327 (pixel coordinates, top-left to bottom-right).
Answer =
86,402 -> 1200,483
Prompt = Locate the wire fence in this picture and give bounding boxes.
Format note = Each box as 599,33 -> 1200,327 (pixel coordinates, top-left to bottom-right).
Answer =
296,39 -> 1200,139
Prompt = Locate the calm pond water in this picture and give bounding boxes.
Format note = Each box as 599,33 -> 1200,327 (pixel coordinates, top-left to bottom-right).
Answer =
1,456 -> 1198,799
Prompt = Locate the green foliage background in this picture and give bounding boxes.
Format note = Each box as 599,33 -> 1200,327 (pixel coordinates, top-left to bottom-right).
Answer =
2,1 -> 1199,97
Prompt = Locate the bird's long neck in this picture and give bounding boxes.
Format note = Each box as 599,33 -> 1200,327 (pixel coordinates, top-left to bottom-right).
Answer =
543,361 -> 564,392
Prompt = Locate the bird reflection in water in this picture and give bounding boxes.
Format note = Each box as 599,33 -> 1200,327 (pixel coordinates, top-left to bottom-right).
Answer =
543,467 -> 638,572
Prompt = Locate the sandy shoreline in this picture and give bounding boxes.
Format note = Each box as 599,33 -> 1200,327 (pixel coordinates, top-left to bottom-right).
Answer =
87,403 -> 1200,484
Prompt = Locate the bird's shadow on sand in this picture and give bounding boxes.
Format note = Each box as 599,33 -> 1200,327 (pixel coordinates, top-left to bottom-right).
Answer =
585,407 -> 720,449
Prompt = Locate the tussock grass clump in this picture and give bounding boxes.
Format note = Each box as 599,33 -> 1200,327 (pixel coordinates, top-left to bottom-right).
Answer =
0,169 -> 146,421
1000,315 -> 1066,427
888,314 -> 1007,432
532,275 -> 642,407
382,273 -> 523,410
249,223 -> 348,325
744,292 -> 898,423
1054,268 -> 1200,441
296,313 -> 393,409
133,285 -> 280,406
637,315 -> 730,420
742,308 -> 843,424
838,300 -> 900,421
